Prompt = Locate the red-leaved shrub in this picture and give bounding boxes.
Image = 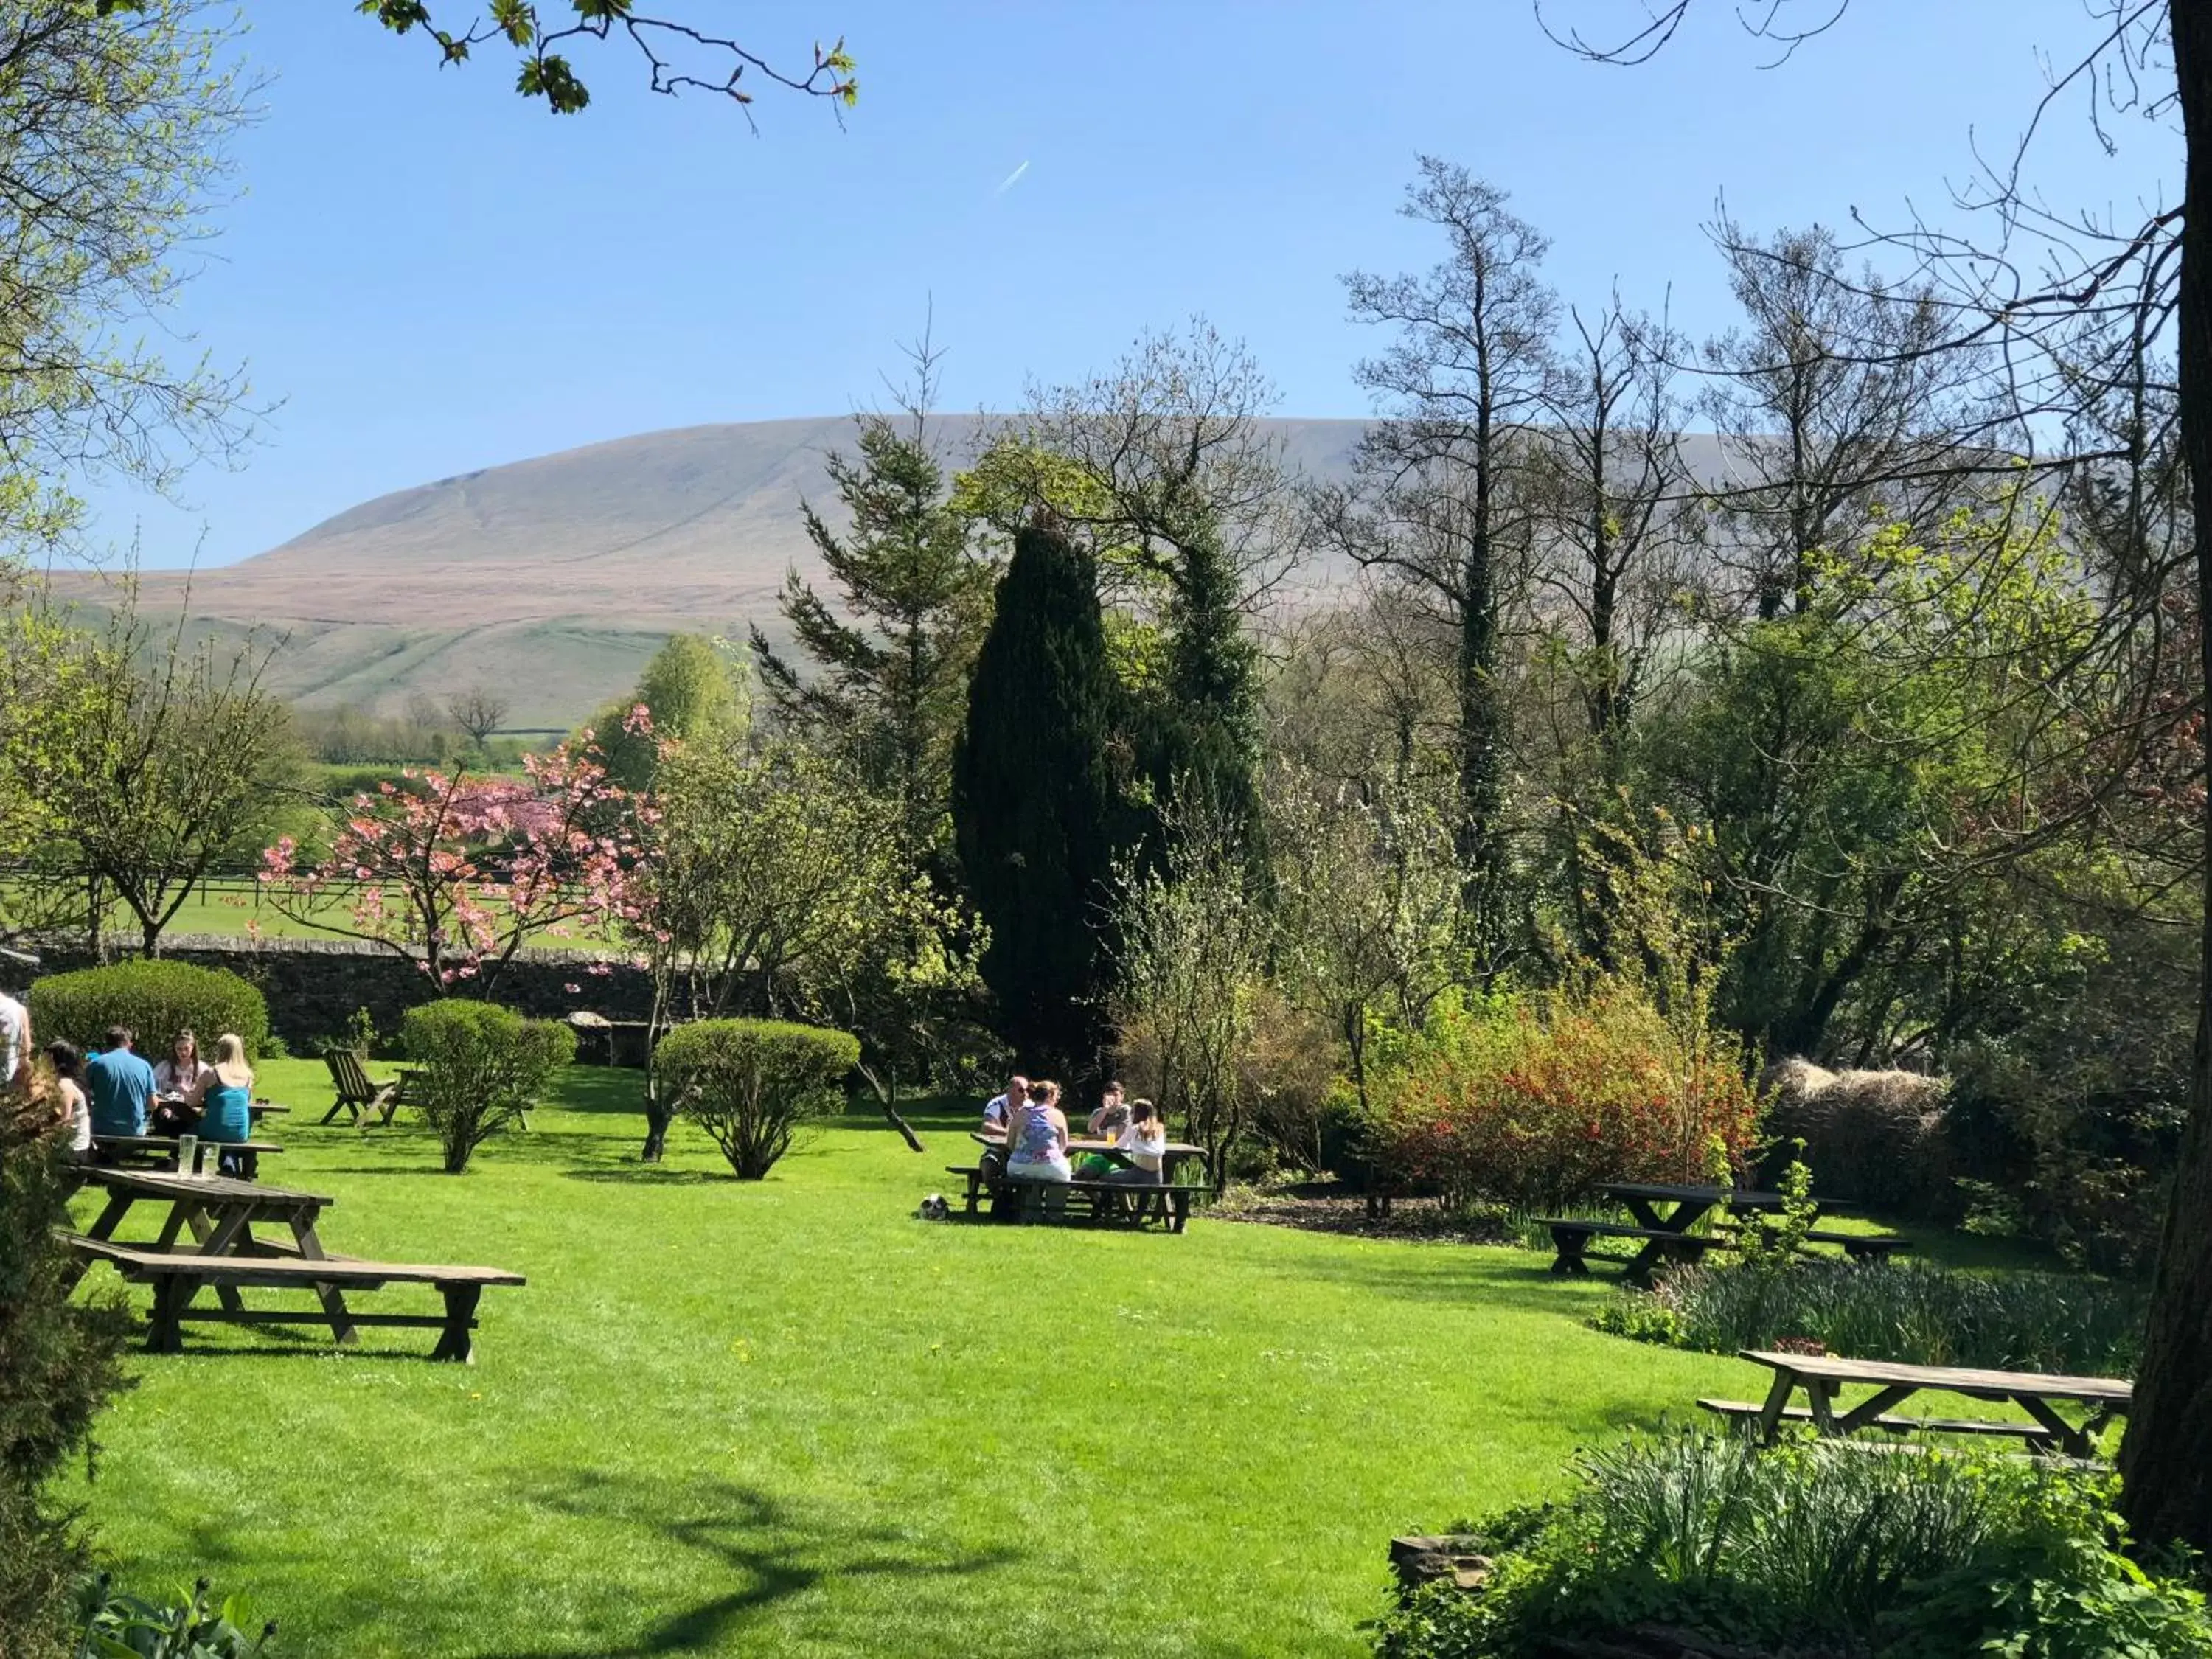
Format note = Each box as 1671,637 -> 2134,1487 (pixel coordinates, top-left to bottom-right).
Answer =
1364,984 -> 1764,1211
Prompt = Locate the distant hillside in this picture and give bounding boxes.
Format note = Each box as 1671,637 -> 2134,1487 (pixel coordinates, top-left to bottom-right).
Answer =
66,415 -> 1372,728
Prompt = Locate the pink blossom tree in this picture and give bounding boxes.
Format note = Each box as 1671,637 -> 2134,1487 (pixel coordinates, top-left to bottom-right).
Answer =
260,722 -> 647,997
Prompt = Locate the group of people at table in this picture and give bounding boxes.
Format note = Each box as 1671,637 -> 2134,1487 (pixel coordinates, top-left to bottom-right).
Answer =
0,990 -> 258,1175
978,1074 -> 1169,1185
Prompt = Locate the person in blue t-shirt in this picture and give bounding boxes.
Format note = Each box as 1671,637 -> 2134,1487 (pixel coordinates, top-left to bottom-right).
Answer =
84,1026 -> 157,1138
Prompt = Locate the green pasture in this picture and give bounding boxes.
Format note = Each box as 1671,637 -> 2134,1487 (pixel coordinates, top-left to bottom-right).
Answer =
57,1063 -> 2058,1658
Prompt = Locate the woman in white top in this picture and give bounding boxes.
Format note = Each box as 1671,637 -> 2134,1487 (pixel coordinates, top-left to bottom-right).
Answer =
151,1029 -> 212,1133
1105,1098 -> 1168,1185
46,1040 -> 92,1162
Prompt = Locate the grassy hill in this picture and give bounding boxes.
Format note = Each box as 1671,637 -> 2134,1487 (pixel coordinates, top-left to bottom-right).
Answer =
55,415 -> 1371,727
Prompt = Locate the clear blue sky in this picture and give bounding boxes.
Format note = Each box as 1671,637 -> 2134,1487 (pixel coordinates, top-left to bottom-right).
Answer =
102,0 -> 2176,569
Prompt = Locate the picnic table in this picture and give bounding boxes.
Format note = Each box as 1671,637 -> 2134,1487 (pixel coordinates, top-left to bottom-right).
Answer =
1706,1349 -> 2132,1461
1539,1182 -> 1907,1285
61,1166 -> 524,1360
953,1131 -> 1212,1229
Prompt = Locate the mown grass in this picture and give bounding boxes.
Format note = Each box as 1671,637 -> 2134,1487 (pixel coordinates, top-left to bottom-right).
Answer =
52,1063 -> 2051,1658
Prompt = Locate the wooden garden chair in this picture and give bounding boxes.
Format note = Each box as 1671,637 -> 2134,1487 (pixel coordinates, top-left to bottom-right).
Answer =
320,1048 -> 401,1127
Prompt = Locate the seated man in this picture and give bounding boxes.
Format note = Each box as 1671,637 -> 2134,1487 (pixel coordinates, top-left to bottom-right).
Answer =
85,1025 -> 157,1139
981,1072 -> 1028,1137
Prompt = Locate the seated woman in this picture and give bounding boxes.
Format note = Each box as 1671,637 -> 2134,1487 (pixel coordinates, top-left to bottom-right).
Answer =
1105,1098 -> 1168,1185
184,1033 -> 256,1176
46,1040 -> 91,1164
151,1029 -> 212,1134
1004,1079 -> 1072,1183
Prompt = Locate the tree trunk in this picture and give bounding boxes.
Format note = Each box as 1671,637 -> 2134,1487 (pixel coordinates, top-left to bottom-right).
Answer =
2118,0 -> 2212,1557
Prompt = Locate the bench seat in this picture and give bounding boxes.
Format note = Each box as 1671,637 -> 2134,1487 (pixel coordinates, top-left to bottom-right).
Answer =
59,1232 -> 524,1362
1534,1219 -> 1735,1279
1696,1397 -> 2055,1442
1713,1223 -> 1913,1259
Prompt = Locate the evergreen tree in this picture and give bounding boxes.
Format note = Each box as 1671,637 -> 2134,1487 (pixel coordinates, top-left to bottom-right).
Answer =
1143,515 -> 1262,843
951,520 -> 1130,1070
752,415 -> 992,871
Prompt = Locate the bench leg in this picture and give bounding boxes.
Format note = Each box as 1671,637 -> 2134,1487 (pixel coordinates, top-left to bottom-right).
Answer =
431,1284 -> 481,1363
182,1209 -> 250,1316
1549,1227 -> 1592,1276
147,1276 -> 190,1354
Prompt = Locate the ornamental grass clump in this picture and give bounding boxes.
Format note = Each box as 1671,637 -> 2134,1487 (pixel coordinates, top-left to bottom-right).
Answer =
398,1000 -> 575,1173
1363,982 -> 1764,1213
1610,1256 -> 2148,1376
1376,1428 -> 2212,1659
655,1018 -> 858,1179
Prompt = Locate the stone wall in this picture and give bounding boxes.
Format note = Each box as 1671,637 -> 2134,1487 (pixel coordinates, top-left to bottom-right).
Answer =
26,934 -> 655,1052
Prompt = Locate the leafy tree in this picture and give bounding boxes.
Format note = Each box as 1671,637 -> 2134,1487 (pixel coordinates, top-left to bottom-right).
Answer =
260,732 -> 638,994
588,632 -> 748,792
626,732 -> 973,1157
352,2 -> 857,119
1328,159 -> 1562,968
1110,801 -> 1273,1175
44,608 -> 296,956
950,519 -> 1133,1071
0,0 -> 252,569
752,402 -> 991,872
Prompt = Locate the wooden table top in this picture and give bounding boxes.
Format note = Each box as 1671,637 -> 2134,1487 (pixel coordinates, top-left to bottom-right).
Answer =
1739,1349 -> 2132,1405
79,1166 -> 329,1208
1603,1181 -> 1787,1208
94,1135 -> 284,1155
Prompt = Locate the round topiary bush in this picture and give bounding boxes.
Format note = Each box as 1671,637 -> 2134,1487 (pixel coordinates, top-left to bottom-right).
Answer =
399,1000 -> 577,1173
655,1018 -> 858,1179
27,961 -> 271,1061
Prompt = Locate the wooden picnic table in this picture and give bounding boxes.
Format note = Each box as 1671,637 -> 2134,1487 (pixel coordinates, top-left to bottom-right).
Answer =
1719,1349 -> 2132,1461
969,1130 -> 1210,1173
67,1165 -> 353,1335
1542,1183 -> 1904,1284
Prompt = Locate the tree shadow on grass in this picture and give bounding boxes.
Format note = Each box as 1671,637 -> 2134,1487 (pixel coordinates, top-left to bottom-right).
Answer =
470,1470 -> 1016,1659
1279,1251 -> 1633,1317
563,1166 -> 728,1186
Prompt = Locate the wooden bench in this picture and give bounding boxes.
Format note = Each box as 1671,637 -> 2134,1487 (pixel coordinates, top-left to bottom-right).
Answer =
1716,1223 -> 1913,1261
1697,1397 -> 2054,1444
60,1233 -> 524,1363
1537,1220 -> 1735,1284
321,1049 -> 401,1127
946,1167 -> 1205,1232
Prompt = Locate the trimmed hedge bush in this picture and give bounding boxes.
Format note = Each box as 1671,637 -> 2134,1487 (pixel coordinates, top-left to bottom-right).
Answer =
27,961 -> 270,1061
655,1018 -> 858,1179
399,1001 -> 575,1174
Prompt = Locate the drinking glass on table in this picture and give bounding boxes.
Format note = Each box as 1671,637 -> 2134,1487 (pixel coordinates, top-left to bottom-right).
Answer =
175,1133 -> 198,1177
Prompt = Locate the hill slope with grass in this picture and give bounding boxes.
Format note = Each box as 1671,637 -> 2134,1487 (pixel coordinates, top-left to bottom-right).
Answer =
70,416 -> 1378,727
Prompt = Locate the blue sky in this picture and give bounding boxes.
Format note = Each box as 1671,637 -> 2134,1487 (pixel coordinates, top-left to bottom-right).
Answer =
101,0 -> 2177,568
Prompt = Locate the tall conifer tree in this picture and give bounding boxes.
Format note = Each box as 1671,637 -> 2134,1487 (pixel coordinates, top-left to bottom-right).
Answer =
950,519 -> 1130,1069
752,415 -> 991,872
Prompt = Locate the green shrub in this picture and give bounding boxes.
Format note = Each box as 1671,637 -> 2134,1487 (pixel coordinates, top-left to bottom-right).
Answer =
27,961 -> 269,1061
1375,1429 -> 2212,1658
0,1110 -> 132,1657
398,1001 -> 575,1174
72,1573 -> 276,1657
1363,984 -> 1765,1212
1609,1256 -> 2148,1376
655,1018 -> 858,1179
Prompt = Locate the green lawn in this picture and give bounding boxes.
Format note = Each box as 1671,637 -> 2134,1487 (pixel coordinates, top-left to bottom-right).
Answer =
55,1063 -> 1813,1657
